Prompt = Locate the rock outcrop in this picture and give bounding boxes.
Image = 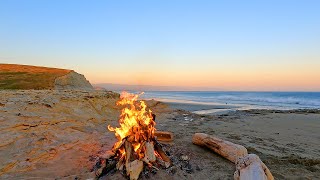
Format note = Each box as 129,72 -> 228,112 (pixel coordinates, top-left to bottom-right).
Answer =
54,71 -> 93,90
0,90 -> 120,178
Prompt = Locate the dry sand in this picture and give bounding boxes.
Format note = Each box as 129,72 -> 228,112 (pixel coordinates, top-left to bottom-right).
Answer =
0,90 -> 319,179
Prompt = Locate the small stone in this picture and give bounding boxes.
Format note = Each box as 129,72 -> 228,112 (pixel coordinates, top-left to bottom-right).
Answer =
180,155 -> 190,161
164,162 -> 171,168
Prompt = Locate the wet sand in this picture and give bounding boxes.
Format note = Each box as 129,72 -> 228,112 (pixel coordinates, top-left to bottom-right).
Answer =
166,102 -> 238,115
167,102 -> 237,111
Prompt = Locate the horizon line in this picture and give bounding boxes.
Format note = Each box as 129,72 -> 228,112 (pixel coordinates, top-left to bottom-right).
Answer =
93,83 -> 320,93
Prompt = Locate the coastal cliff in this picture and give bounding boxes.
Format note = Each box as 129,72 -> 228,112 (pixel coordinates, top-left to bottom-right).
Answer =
0,64 -> 93,90
54,71 -> 93,90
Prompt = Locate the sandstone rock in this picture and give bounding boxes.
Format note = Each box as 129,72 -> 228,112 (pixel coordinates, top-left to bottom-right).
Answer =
0,90 -> 119,179
54,71 -> 93,90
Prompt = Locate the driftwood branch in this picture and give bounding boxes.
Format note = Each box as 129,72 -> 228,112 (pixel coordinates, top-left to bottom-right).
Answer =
192,133 -> 247,163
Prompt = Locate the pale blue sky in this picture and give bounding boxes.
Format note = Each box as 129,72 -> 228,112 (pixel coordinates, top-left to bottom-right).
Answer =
1,0 -> 320,90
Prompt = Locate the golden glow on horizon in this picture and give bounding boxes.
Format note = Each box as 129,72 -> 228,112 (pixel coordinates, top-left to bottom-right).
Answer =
85,61 -> 320,91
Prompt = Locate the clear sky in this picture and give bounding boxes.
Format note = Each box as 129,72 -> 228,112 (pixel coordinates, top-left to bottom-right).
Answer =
1,0 -> 320,91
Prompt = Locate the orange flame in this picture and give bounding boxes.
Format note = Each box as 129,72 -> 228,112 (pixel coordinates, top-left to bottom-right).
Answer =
108,92 -> 156,158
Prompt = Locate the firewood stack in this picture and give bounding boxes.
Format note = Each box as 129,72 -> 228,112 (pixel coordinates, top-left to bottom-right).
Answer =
104,137 -> 171,180
96,92 -> 171,180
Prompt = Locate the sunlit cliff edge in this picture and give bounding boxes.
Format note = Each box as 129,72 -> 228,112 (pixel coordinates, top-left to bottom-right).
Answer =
0,64 -> 93,90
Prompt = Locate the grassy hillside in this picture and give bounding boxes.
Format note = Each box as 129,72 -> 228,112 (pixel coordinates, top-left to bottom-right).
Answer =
0,64 -> 71,90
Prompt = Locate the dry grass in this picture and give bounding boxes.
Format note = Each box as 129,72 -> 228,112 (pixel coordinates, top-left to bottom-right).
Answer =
0,64 -> 71,89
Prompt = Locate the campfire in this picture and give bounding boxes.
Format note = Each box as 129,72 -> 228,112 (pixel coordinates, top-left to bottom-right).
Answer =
92,92 -> 274,180
95,92 -> 171,180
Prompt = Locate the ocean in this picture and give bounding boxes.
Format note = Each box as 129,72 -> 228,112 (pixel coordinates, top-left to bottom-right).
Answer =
139,91 -> 320,112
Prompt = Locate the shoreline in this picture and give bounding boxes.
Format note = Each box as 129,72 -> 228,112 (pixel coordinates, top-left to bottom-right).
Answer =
164,100 -> 320,115
141,91 -> 320,112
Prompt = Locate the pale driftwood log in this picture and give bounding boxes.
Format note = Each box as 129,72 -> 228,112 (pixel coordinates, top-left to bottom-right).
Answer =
154,131 -> 173,142
192,133 -> 247,163
127,160 -> 143,180
234,154 -> 274,180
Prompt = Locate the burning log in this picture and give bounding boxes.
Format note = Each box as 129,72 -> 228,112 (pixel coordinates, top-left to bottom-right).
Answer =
125,141 -> 133,172
154,141 -> 171,168
234,154 -> 274,180
192,133 -> 247,163
154,131 -> 173,142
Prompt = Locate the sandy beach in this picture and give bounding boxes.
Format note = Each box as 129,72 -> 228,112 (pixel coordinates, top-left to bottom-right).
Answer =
3,0 -> 320,179
155,107 -> 320,179
0,90 -> 319,179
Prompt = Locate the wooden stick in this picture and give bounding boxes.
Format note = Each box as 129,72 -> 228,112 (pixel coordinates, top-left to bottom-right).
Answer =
125,141 -> 133,175
154,131 -> 173,142
154,143 -> 171,166
113,139 -> 126,152
116,154 -> 125,170
192,133 -> 247,163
